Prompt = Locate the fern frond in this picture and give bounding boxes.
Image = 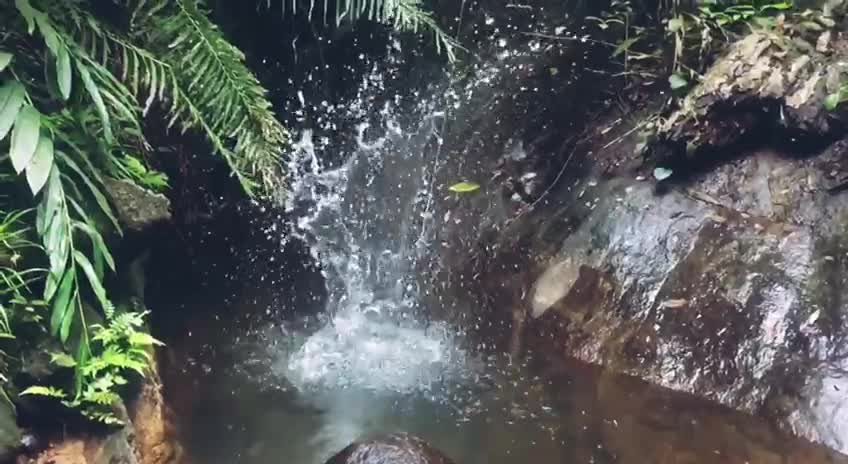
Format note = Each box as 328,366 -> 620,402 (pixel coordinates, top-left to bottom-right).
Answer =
141,0 -> 287,194
265,0 -> 459,61
56,0 -> 286,194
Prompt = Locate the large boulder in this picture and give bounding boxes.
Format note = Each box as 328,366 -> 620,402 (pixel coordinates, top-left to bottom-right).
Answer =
324,434 -> 456,464
427,11 -> 848,456
522,144 -> 848,446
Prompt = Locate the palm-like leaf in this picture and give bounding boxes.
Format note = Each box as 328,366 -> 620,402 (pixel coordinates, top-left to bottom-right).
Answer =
266,0 -> 459,60
146,0 -> 287,193
57,0 -> 286,194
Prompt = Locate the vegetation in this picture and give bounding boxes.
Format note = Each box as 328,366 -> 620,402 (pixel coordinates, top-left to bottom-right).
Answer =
0,0 -> 452,425
262,0 -> 459,61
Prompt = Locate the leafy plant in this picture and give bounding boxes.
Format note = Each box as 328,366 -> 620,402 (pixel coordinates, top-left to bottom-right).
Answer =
113,155 -> 169,193
22,310 -> 162,425
263,0 -> 459,61
665,0 -> 793,81
0,0 -> 289,424
699,0 -> 793,27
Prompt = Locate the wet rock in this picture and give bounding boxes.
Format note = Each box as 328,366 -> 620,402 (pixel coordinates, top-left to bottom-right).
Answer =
28,439 -> 87,464
0,397 -> 21,462
324,434 -> 456,464
103,178 -> 171,233
510,145 -> 848,453
126,358 -> 183,464
22,356 -> 182,464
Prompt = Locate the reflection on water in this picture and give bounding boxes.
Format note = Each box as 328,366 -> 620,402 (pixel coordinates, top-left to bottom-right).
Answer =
162,312 -> 848,464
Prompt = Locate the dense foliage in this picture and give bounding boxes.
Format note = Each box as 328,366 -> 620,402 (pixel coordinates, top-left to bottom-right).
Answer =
0,0 -> 293,424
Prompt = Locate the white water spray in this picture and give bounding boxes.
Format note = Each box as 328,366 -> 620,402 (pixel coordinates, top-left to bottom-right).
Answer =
280,54 -> 466,395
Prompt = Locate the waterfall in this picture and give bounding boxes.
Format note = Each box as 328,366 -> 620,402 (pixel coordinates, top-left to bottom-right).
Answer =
280,48 -> 466,395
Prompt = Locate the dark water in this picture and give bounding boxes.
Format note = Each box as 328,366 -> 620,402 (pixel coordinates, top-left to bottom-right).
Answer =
160,306 -> 848,464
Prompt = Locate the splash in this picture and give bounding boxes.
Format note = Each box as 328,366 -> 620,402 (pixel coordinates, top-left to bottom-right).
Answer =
281,51 -> 465,395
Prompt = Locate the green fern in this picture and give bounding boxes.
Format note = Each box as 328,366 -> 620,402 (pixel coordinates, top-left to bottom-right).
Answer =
55,0 -> 287,195
265,0 -> 459,60
145,0 -> 288,193
23,308 -> 161,425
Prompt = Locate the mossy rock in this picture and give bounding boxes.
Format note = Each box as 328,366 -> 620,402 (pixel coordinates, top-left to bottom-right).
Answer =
103,179 -> 171,233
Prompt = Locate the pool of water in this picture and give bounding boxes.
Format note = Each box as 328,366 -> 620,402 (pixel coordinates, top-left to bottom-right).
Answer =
160,308 -> 848,464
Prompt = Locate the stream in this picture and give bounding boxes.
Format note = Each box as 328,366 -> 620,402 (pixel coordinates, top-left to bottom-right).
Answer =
157,30 -> 848,464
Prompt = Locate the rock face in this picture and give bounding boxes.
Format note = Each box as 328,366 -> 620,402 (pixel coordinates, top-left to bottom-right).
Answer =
450,147 -> 848,452
521,145 -> 848,451
103,178 -> 171,233
425,11 -> 848,457
659,27 -> 848,147
22,360 -> 182,464
325,434 -> 456,464
126,361 -> 183,464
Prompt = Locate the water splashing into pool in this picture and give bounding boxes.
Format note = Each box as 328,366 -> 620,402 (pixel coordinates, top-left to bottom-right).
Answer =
161,34 -> 848,464
280,57 -> 466,396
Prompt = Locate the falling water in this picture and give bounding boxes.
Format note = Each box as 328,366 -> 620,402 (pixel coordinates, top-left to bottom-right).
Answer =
280,51 -> 467,395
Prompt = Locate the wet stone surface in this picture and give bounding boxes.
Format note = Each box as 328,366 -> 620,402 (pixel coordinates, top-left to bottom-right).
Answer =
513,146 -> 848,453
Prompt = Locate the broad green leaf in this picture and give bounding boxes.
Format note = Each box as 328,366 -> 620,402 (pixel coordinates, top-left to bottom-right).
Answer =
654,167 -> 674,181
50,352 -> 76,368
669,73 -> 688,90
56,46 -> 72,100
825,92 -> 842,111
26,135 -> 54,195
59,289 -> 76,344
34,14 -> 60,56
49,270 -> 74,337
72,221 -> 115,272
0,81 -> 26,141
14,0 -> 37,34
761,1 -> 793,11
448,182 -> 481,193
74,341 -> 91,396
73,250 -> 112,314
41,169 -> 69,301
76,63 -> 113,143
0,52 -> 11,72
55,151 -> 121,234
10,105 -> 41,174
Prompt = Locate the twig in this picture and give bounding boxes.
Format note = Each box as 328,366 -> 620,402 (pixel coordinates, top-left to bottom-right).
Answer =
521,31 -> 619,49
602,120 -> 646,149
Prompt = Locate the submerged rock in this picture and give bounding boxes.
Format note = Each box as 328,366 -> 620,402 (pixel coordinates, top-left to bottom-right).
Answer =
324,434 -> 456,464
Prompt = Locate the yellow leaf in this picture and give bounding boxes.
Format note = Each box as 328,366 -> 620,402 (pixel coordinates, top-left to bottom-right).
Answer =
448,182 -> 481,193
